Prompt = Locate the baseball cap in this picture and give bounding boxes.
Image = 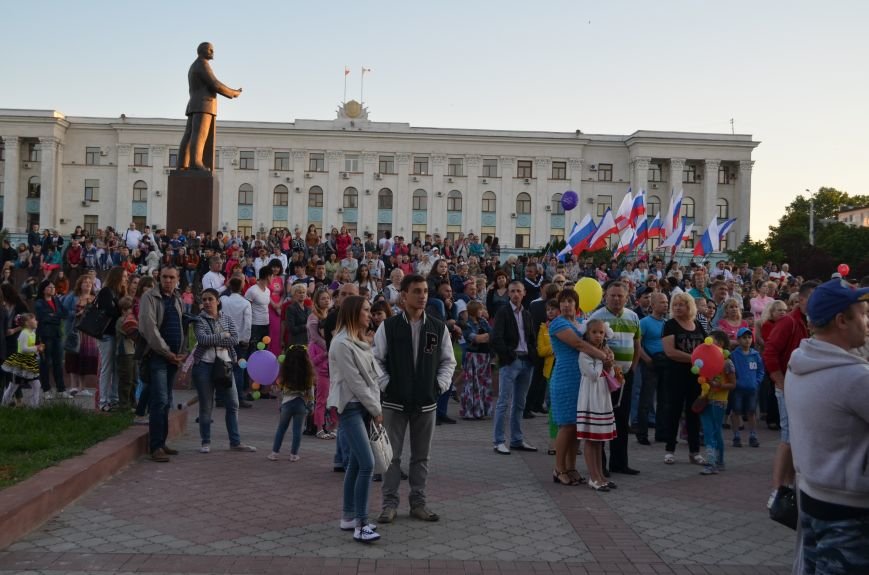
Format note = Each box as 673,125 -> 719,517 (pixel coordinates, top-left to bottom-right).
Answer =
806,279 -> 869,327
736,327 -> 753,339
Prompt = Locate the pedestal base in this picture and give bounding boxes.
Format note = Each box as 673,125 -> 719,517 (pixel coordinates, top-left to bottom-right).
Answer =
167,171 -> 219,235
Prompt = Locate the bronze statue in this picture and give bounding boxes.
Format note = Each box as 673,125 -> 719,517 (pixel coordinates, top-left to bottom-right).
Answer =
178,42 -> 242,171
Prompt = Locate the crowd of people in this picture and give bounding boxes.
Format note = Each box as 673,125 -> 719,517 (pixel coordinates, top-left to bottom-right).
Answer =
0,220 -> 866,567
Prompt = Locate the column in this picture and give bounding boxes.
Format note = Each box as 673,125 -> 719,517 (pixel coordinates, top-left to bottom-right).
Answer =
115,144 -> 132,229
703,159 -> 720,226
394,153 -> 410,237
54,141 -> 64,228
737,160 -> 753,243
3,137 -> 21,232
291,151 -> 306,229
568,158 -> 583,224
534,157 -> 550,247
362,152 -> 378,235
150,145 -> 166,228
668,158 -> 685,196
431,154 -> 446,234
630,156 -> 650,197
219,147 -> 238,233
499,157 -> 514,248
39,137 -> 59,228
465,155 -> 481,235
325,151 -> 343,232
256,148 -> 272,233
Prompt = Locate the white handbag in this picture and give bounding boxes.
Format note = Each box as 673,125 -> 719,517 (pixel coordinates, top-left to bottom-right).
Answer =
369,422 -> 393,474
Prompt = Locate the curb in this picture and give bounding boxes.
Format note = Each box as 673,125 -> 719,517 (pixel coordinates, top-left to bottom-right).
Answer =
0,407 -> 189,550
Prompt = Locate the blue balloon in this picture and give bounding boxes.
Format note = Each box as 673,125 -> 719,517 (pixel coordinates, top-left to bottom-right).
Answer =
561,190 -> 578,211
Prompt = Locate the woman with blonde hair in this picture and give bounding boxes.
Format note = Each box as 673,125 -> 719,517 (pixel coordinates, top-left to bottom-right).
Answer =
62,274 -> 99,396
307,287 -> 335,438
661,292 -> 706,465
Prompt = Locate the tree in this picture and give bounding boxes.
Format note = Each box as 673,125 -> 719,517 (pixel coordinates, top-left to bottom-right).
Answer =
727,235 -> 775,267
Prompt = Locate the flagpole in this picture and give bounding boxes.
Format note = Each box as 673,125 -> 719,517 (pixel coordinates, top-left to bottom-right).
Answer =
360,67 -> 365,104
343,66 -> 348,103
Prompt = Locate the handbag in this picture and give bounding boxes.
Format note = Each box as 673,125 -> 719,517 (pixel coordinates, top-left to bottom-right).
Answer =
691,395 -> 708,414
769,486 -> 798,530
603,370 -> 622,393
369,422 -> 393,474
78,303 -> 112,338
206,318 -> 233,389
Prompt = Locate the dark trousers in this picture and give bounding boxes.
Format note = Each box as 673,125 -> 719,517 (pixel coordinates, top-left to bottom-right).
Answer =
637,357 -> 665,441
606,369 -> 633,472
117,354 -> 135,410
525,357 -> 547,413
40,336 -> 65,392
147,356 -> 177,453
661,372 -> 701,454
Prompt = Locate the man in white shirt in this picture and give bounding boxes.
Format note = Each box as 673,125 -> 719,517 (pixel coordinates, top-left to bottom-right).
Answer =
366,251 -> 385,280
123,222 -> 143,251
201,257 -> 226,294
219,276 -> 253,408
245,266 -> 272,347
268,246 -> 288,275
340,254 -> 359,282
253,247 -> 271,277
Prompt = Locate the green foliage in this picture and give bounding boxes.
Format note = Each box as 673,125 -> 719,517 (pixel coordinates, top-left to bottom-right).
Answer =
727,235 -> 776,267
0,403 -> 131,488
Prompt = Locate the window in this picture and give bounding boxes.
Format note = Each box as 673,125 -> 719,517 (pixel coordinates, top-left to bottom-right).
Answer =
716,198 -> 729,219
718,164 -> 730,185
597,163 -> 613,182
308,186 -> 323,207
647,237 -> 660,251
516,192 -> 532,214
413,156 -> 429,175
343,187 -> 358,208
482,191 -> 497,213
238,183 -> 254,205
647,195 -> 661,217
648,163 -> 662,182
719,233 -> 730,251
309,153 -> 325,172
378,155 -> 394,174
0,143 -> 4,162
237,220 -> 252,238
682,230 -> 697,250
29,143 -> 41,162
447,157 -> 463,177
412,189 -> 427,210
596,195 -> 612,217
133,147 -> 149,166
551,161 -> 566,180
378,188 -> 393,209
515,230 -> 530,249
550,232 -> 565,245
681,197 -> 695,219
516,160 -> 533,179
84,179 -> 100,202
344,154 -> 360,173
86,147 -> 100,166
274,152 -> 290,171
27,176 -> 40,198
168,148 -> 178,168
83,215 -> 98,237
482,158 -> 498,178
273,185 -> 288,206
239,150 -> 255,170
132,180 -> 148,202
683,164 -> 697,183
447,190 -> 462,211
551,193 -> 564,215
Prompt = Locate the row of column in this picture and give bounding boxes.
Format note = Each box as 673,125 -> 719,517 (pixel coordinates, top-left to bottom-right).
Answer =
1,136 -> 64,233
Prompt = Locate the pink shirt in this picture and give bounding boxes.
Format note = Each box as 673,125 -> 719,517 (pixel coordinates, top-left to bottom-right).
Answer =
750,296 -> 775,321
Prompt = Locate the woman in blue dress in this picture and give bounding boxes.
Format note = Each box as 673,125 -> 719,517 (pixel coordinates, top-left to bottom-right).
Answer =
549,289 -> 612,485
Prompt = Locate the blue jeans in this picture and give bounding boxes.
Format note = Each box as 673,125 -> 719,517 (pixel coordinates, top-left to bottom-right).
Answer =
334,422 -> 350,468
699,401 -> 726,467
799,504 -> 869,574
272,397 -> 307,454
493,357 -> 533,446
193,361 -> 241,446
340,403 -> 374,525
147,355 -> 176,454
184,269 -> 196,288
215,344 -> 248,403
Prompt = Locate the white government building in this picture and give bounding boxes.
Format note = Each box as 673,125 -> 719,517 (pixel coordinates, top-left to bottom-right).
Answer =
0,105 -> 758,251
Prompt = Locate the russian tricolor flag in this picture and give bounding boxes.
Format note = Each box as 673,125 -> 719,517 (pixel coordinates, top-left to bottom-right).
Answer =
718,218 -> 736,244
633,216 -> 649,250
629,190 -> 646,228
557,214 -> 597,260
588,208 -> 619,251
693,217 -> 720,257
665,189 -> 683,237
647,213 -> 664,239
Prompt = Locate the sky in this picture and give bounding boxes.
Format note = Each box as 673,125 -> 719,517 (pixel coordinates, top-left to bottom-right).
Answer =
3,0 -> 867,240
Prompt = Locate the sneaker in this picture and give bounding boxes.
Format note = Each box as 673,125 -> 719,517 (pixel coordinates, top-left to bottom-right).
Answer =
150,448 -> 170,463
316,429 -> 335,440
353,525 -> 380,543
67,387 -> 79,395
733,437 -> 743,448
289,454 -> 300,462
79,389 -> 94,397
58,391 -> 73,399
43,391 -> 55,400
700,465 -> 718,475
134,415 -> 149,425
493,443 -> 511,455
230,444 -> 257,452
200,445 -> 211,454
664,453 -> 675,464
377,507 -> 397,524
749,436 -> 760,448
410,506 -> 439,522
689,453 -> 707,465
340,519 -> 378,531
267,452 -> 279,461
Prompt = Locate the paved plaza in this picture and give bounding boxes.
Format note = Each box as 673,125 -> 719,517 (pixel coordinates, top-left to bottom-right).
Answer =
0,394 -> 795,574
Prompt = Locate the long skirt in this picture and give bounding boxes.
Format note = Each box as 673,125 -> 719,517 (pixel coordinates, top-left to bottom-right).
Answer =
460,351 -> 493,419
64,332 -> 99,376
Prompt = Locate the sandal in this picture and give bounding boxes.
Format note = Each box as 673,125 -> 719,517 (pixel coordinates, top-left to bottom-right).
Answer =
566,469 -> 587,484
588,479 -> 610,492
664,453 -> 675,464
552,470 -> 576,486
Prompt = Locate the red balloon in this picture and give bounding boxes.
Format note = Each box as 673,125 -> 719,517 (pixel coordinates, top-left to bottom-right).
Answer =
838,263 -> 850,277
691,343 -> 725,379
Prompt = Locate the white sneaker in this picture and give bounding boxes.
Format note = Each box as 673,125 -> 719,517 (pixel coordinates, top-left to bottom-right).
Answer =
43,391 -> 55,400
493,443 -> 511,455
59,391 -> 73,399
340,519 -> 377,531
79,389 -> 94,397
230,444 -> 257,452
199,445 -> 211,453
353,525 -> 381,543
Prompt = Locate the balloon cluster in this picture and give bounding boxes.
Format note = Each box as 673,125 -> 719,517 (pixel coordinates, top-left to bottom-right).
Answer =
243,336 -> 285,398
690,339 -> 726,379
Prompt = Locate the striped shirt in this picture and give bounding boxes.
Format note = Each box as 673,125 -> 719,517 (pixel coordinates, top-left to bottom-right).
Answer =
589,306 -> 640,373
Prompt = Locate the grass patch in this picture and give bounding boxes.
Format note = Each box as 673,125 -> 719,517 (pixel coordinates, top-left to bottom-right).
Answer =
0,403 -> 132,489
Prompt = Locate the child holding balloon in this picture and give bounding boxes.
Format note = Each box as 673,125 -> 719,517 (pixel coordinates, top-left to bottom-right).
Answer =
694,330 -> 736,475
268,345 -> 315,462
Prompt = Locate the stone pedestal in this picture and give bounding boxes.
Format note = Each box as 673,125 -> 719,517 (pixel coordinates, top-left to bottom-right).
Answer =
167,170 -> 219,235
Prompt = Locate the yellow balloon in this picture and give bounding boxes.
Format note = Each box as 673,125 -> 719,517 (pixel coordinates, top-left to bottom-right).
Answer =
574,277 -> 603,314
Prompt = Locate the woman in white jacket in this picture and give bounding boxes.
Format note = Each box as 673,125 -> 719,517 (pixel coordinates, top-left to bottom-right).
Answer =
327,295 -> 383,543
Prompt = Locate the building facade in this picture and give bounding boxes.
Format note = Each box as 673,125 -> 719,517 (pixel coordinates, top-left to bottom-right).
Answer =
0,106 -> 759,250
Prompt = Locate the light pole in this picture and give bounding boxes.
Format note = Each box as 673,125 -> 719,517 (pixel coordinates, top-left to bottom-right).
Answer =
808,188 -> 814,246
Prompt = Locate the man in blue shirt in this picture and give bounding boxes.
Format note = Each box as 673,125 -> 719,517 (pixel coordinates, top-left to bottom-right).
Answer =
636,292 -> 669,445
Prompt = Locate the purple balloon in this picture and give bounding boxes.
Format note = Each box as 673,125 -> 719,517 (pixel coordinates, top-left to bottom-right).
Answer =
246,350 -> 279,385
561,190 -> 578,211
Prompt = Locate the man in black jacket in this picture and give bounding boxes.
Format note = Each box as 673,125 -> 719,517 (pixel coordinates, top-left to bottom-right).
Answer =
374,274 -> 456,524
491,281 -> 538,455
